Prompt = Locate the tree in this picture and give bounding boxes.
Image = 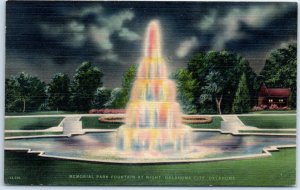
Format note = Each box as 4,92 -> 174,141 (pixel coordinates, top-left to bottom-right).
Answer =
5,78 -> 18,112
105,88 -> 124,108
107,65 -> 137,108
91,87 -> 111,109
47,73 -> 70,111
199,71 -> 225,114
120,65 -> 137,107
69,62 -> 103,111
173,69 -> 197,114
232,73 -> 250,113
5,72 -> 46,112
187,51 -> 258,114
260,44 -> 297,108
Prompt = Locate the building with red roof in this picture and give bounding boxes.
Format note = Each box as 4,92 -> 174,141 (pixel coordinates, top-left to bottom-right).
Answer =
257,83 -> 291,107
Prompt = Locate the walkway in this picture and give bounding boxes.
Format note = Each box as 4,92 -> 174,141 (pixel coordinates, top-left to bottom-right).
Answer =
221,115 -> 245,126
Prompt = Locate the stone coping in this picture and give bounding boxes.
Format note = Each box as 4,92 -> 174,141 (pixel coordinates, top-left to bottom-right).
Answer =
5,127 -> 296,140
192,129 -> 296,136
5,134 -> 69,140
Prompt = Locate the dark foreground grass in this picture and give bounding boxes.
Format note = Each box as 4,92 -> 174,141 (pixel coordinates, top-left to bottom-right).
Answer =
5,117 -> 64,130
4,148 -> 295,186
187,116 -> 223,129
5,132 -> 63,137
239,115 -> 296,129
81,116 -> 122,129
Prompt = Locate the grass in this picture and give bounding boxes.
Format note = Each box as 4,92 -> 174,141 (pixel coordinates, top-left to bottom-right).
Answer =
5,111 -> 85,116
187,116 -> 223,129
81,116 -> 122,129
5,117 -> 64,130
4,148 -> 295,186
239,115 -> 296,129
239,130 -> 296,134
250,110 -> 296,114
81,116 -> 223,129
5,132 -> 63,137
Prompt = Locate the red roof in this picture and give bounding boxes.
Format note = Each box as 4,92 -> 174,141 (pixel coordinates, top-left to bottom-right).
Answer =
259,84 -> 291,97
266,88 -> 291,97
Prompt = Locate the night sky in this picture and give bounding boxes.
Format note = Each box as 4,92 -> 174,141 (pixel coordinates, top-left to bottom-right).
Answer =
6,1 -> 297,88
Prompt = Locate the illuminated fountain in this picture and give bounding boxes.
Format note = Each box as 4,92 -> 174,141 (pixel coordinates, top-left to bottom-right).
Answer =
116,20 -> 191,154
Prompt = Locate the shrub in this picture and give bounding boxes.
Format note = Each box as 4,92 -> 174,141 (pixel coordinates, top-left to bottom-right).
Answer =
89,109 -> 98,114
269,104 -> 279,110
252,104 -> 291,111
252,104 -> 267,111
251,106 -> 264,111
281,106 -> 291,110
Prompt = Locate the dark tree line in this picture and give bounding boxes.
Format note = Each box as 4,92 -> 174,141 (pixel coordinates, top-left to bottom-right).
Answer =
5,62 -> 137,113
6,62 -> 105,112
174,44 -> 296,114
174,51 -> 258,114
5,44 -> 296,113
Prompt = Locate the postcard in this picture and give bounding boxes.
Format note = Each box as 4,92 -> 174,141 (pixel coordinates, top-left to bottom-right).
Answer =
4,0 -> 297,186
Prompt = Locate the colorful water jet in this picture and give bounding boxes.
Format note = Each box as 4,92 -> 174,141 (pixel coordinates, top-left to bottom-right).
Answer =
116,20 -> 191,154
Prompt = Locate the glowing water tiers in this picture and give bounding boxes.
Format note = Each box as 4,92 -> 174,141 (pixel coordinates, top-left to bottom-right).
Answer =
116,20 -> 191,154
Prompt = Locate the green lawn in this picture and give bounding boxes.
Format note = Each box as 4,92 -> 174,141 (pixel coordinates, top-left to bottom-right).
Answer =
4,148 -> 295,186
187,117 -> 223,129
239,130 -> 296,134
250,110 -> 296,114
81,116 -> 223,129
5,132 -> 63,137
81,116 -> 122,129
5,111 -> 85,116
5,117 -> 64,130
239,115 -> 296,129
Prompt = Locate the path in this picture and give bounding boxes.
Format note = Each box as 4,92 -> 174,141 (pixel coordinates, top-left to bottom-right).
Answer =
221,115 -> 246,126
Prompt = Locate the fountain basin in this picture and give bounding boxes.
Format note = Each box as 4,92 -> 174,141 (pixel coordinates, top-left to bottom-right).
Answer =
5,131 -> 296,164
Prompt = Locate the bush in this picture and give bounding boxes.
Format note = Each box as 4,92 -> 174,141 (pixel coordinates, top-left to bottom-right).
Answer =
271,105 -> 291,111
251,105 -> 268,111
281,106 -> 291,110
251,106 -> 264,111
252,104 -> 290,111
269,104 -> 279,110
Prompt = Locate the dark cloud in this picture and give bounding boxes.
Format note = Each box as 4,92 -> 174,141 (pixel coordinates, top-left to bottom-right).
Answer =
6,1 -> 297,88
